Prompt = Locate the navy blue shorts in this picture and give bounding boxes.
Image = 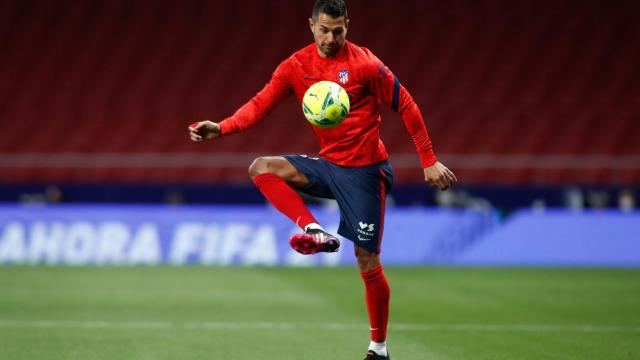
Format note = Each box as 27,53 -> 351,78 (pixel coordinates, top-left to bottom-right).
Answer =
284,155 -> 394,253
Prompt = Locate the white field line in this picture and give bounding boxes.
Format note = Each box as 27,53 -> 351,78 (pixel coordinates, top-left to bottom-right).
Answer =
0,320 -> 638,333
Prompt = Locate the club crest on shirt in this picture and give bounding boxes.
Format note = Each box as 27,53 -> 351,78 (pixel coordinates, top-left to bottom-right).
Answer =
338,69 -> 349,84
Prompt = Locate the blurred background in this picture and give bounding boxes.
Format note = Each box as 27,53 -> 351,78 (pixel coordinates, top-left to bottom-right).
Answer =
0,0 -> 639,266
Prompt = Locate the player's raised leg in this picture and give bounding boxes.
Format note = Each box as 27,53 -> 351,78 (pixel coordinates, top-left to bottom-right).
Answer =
249,156 -> 314,225
357,246 -> 391,360
249,156 -> 339,254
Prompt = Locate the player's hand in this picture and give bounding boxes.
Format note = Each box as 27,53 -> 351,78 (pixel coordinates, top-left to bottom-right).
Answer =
424,162 -> 457,191
188,120 -> 220,142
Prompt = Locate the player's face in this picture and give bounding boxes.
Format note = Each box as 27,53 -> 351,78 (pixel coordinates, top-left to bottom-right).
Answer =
309,13 -> 348,58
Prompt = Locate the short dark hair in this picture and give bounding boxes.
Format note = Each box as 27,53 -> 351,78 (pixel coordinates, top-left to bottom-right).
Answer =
311,0 -> 348,20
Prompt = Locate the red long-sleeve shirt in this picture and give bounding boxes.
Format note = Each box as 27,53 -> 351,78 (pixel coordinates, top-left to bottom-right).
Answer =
219,41 -> 437,168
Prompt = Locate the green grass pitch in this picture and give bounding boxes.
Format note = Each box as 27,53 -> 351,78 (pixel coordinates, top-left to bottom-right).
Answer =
1,267 -> 638,359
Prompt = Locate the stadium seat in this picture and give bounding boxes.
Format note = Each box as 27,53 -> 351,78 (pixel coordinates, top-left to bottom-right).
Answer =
0,0 -> 637,185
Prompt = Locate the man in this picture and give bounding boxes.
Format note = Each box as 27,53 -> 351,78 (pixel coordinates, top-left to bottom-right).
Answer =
188,0 -> 456,358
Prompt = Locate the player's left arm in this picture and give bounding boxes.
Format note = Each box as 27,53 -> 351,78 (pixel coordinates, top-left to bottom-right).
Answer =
368,59 -> 457,190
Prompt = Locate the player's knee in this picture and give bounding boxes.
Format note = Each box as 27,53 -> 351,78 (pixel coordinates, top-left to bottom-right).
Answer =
356,247 -> 380,272
248,157 -> 272,179
248,157 -> 267,178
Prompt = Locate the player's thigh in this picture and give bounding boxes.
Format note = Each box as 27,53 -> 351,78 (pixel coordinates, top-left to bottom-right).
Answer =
248,156 -> 310,187
333,172 -> 388,253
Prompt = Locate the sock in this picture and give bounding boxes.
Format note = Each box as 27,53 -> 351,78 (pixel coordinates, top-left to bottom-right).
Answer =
304,222 -> 324,232
252,173 -> 317,230
360,264 -> 390,345
368,340 -> 387,357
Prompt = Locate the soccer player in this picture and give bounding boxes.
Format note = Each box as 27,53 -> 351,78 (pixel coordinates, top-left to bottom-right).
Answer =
188,0 -> 456,358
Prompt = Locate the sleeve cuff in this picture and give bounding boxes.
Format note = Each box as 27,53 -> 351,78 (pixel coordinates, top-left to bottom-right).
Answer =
419,150 -> 438,168
218,118 -> 232,136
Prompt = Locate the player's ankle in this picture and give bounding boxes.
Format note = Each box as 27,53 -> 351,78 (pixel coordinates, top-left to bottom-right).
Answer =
304,222 -> 324,232
368,340 -> 387,357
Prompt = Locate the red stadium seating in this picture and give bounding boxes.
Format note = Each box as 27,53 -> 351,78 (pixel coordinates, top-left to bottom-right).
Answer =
0,0 -> 638,185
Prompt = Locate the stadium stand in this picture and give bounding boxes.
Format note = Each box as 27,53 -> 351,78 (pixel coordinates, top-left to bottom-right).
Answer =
0,0 -> 638,185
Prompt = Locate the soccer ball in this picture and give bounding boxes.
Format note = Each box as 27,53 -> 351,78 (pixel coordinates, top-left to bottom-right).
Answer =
302,81 -> 350,128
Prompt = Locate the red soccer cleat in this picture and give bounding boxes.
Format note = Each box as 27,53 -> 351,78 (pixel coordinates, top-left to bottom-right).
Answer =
289,229 -> 340,255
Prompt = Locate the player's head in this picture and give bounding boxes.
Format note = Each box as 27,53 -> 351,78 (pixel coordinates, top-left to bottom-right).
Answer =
309,0 -> 349,58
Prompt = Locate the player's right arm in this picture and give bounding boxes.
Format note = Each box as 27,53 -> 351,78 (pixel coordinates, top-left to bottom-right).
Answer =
188,120 -> 220,142
188,60 -> 293,142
